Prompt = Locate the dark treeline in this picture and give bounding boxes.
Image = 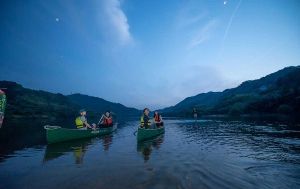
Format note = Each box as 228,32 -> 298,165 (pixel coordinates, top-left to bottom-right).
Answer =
160,66 -> 300,122
0,81 -> 140,120
1,66 -> 300,123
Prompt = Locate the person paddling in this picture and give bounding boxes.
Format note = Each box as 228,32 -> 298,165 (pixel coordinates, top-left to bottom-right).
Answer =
98,111 -> 113,128
75,109 -> 95,130
153,111 -> 164,128
140,108 -> 151,129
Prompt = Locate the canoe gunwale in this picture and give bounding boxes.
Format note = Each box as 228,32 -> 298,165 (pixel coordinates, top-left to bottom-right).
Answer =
45,123 -> 118,144
44,125 -> 62,130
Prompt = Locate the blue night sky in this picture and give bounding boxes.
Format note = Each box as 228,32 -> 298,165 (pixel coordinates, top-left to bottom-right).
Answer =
0,0 -> 299,109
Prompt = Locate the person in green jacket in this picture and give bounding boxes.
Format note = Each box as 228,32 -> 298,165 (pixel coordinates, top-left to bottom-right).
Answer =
75,109 -> 95,129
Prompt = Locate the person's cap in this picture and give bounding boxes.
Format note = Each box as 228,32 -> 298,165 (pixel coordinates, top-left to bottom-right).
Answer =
79,109 -> 86,113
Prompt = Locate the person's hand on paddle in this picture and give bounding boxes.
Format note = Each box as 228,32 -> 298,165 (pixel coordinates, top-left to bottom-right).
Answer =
85,122 -> 94,130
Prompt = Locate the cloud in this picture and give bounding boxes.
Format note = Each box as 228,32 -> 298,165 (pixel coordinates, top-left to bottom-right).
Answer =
176,8 -> 207,30
170,65 -> 232,95
187,19 -> 218,49
134,64 -> 238,109
175,3 -> 218,50
101,0 -> 132,45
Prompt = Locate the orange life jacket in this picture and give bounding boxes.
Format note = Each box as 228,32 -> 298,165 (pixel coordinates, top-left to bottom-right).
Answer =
104,117 -> 113,125
154,114 -> 161,122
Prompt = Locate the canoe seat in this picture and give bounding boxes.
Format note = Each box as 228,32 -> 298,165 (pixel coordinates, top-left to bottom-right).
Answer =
44,125 -> 61,130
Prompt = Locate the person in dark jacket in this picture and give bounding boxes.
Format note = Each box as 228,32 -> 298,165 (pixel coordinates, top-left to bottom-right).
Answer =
140,108 -> 151,129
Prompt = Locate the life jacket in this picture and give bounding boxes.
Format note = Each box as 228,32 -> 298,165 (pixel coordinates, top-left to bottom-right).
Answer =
103,117 -> 113,125
75,117 -> 84,129
154,114 -> 161,122
140,115 -> 151,126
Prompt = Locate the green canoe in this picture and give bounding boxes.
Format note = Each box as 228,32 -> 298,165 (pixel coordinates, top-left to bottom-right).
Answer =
44,124 -> 117,144
137,126 -> 165,141
0,89 -> 6,128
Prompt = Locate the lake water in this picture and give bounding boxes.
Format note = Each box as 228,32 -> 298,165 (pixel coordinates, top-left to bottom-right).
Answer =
0,119 -> 300,189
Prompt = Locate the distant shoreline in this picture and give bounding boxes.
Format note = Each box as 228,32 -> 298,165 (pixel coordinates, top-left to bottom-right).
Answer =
162,113 -> 300,125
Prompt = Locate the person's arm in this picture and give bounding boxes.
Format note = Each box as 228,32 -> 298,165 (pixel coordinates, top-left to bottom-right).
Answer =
160,115 -> 163,122
84,121 -> 93,129
102,115 -> 108,124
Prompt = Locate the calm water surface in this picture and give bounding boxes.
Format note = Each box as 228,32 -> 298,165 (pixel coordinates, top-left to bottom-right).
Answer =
1,119 -> 300,189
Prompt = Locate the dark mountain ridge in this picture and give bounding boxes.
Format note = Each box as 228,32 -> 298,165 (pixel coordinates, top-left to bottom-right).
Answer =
0,81 -> 140,120
67,93 -> 140,117
1,66 -> 299,122
160,66 -> 300,119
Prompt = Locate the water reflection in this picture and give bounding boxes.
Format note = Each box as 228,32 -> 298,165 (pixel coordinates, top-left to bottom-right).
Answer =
43,134 -> 115,164
0,118 -> 77,161
43,138 -> 92,164
173,120 -> 300,163
1,119 -> 300,189
102,134 -> 113,151
137,134 -> 164,162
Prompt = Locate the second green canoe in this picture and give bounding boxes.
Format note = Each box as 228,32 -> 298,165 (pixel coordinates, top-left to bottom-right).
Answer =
137,126 -> 165,141
44,124 -> 117,144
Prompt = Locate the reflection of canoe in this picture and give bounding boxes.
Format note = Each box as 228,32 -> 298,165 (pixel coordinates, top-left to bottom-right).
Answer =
137,134 -> 164,162
43,138 -> 92,163
137,126 -> 165,141
44,124 -> 117,144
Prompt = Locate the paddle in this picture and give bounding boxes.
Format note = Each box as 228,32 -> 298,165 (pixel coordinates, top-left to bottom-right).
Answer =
97,115 -> 104,125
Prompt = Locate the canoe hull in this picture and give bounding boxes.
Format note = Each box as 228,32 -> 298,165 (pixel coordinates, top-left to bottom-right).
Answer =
0,90 -> 6,128
45,124 -> 117,144
137,127 -> 165,141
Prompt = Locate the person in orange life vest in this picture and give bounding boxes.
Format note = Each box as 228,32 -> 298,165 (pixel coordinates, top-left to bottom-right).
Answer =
98,111 -> 113,128
153,111 -> 164,128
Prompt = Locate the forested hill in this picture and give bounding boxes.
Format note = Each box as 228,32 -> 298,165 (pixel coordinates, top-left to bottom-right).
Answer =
1,65 -> 300,121
67,94 -> 140,117
0,81 -> 140,119
160,66 -> 300,118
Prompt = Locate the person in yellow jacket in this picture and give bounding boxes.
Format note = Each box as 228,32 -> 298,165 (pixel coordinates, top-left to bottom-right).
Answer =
140,108 -> 152,129
75,109 -> 95,129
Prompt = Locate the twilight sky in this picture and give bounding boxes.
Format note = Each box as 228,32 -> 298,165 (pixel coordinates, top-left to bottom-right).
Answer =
0,0 -> 299,109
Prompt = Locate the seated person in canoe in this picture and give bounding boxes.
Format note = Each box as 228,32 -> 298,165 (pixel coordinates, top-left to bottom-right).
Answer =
140,108 -> 152,129
75,109 -> 96,130
153,111 -> 164,127
98,111 -> 113,128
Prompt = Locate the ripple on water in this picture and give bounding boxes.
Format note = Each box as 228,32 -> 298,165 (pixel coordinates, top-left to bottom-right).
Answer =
1,119 -> 300,189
